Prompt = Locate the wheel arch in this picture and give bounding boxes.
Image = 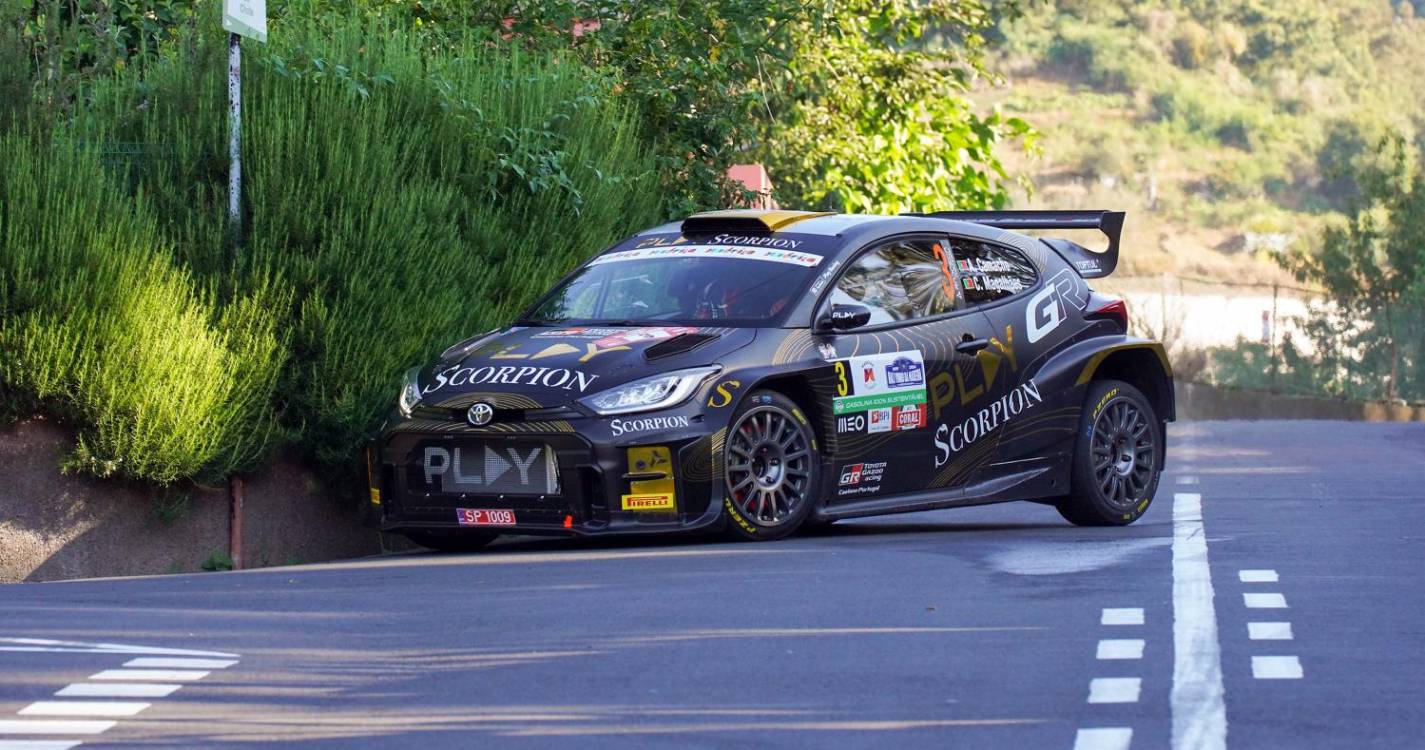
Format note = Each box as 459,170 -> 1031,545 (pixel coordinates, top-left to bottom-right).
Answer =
1075,343 -> 1176,423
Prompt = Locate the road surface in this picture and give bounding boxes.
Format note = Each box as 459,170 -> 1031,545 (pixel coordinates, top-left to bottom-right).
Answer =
1,421 -> 1422,749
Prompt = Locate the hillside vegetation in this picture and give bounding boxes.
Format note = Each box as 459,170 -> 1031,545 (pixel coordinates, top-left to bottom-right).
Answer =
990,0 -> 1425,280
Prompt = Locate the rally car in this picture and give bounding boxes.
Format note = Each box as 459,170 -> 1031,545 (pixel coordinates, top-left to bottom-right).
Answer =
365,209 -> 1174,551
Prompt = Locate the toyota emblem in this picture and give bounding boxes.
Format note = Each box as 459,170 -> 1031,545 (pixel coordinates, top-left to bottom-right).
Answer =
467,402 -> 495,426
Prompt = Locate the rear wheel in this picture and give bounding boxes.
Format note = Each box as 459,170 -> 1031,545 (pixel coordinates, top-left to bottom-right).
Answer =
404,530 -> 499,553
1057,379 -> 1162,526
722,390 -> 820,541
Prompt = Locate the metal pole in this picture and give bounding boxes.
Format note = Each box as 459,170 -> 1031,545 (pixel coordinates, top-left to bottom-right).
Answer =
228,32 -> 242,260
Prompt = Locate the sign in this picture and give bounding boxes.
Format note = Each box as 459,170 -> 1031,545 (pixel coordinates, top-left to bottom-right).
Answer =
223,0 -> 268,43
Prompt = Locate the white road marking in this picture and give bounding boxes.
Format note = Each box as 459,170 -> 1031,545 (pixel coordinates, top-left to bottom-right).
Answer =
1101,608 -> 1145,626
1073,727 -> 1134,750
0,638 -> 235,658
1243,593 -> 1287,609
1171,492 -> 1227,750
1088,678 -> 1142,704
1176,476 -> 1199,485
122,657 -> 236,670
1252,656 -> 1304,679
1096,639 -> 1145,660
1238,570 -> 1278,583
19,702 -> 148,718
0,720 -> 114,735
88,670 -> 208,682
0,742 -> 83,750
1248,622 -> 1294,641
55,683 -> 182,698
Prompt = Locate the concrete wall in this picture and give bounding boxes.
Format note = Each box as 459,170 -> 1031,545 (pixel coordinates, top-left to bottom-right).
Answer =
1177,382 -> 1425,422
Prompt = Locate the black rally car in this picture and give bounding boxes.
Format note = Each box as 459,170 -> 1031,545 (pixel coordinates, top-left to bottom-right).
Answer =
365,209 -> 1174,551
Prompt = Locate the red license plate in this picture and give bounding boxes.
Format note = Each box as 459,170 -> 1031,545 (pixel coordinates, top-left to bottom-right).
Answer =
457,508 -> 516,526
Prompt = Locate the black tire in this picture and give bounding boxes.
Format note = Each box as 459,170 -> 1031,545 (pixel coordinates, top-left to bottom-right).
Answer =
721,390 -> 821,541
405,530 -> 499,553
1057,379 -> 1163,526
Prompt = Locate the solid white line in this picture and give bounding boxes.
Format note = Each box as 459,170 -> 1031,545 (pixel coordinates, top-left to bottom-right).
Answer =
1096,639 -> 1145,660
1088,678 -> 1142,704
19,702 -> 148,718
1073,727 -> 1134,750
122,657 -> 236,670
55,684 -> 181,698
0,742 -> 83,750
1248,624 -> 1293,641
1243,593 -> 1288,609
1252,656 -> 1304,679
1238,570 -> 1278,583
0,720 -> 114,735
88,670 -> 208,682
1101,608 -> 1145,626
0,638 -> 236,658
1171,492 -> 1227,750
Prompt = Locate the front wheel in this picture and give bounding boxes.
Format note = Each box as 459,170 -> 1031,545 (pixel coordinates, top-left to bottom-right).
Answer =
1057,379 -> 1163,526
405,530 -> 499,553
722,390 -> 821,541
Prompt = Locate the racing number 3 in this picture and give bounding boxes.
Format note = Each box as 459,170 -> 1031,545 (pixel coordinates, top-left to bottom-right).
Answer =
834,361 -> 849,397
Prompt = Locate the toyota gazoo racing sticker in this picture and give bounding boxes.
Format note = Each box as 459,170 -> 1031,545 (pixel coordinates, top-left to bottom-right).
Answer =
831,351 -> 929,434
1026,269 -> 1090,344
837,460 -> 887,497
933,379 -> 1044,466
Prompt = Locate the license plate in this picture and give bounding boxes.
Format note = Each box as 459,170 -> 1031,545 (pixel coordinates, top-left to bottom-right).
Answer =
457,508 -> 516,526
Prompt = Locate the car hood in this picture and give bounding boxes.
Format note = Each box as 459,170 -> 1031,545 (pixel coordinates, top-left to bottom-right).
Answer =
417,325 -> 756,407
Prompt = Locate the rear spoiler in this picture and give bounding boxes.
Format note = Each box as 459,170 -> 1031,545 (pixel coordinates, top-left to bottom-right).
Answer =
915,210 -> 1125,279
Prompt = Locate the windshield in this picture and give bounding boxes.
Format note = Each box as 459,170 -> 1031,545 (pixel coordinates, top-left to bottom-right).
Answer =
524,244 -> 825,326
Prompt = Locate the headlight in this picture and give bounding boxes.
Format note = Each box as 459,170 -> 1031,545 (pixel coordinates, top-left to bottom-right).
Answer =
397,367 -> 423,416
579,366 -> 721,416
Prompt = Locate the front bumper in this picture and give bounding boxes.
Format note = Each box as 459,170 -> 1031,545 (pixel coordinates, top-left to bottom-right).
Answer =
363,410 -> 726,537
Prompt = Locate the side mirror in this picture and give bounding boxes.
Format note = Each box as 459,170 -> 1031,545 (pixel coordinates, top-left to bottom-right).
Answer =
824,303 -> 872,331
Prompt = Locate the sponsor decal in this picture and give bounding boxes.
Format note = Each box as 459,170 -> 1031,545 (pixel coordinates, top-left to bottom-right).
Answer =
817,342 -> 838,360
425,364 -> 599,394
834,389 -> 925,415
837,460 -> 887,497
867,407 -> 893,433
531,327 -> 624,339
932,242 -> 957,305
589,244 -> 822,268
809,259 -> 842,296
1026,269 -> 1090,343
893,403 -> 926,431
423,445 -> 555,492
708,233 -> 805,249
933,380 -> 1044,466
621,493 -> 676,512
592,326 -> 697,348
1074,259 -> 1102,272
1092,387 -> 1120,420
831,350 -> 928,416
707,379 -> 742,408
836,412 -> 866,434
885,356 -> 924,388
457,508 -> 516,526
368,487 -> 381,506
982,276 -> 1027,293
610,414 -> 692,437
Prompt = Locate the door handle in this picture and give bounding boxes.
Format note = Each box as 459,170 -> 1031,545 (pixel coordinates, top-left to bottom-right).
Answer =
956,337 -> 989,354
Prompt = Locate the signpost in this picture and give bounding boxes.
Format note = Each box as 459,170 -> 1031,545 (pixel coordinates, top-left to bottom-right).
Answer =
221,1 -> 266,571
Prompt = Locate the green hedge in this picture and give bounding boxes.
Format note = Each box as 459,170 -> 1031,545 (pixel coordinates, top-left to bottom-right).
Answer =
1,12 -> 662,486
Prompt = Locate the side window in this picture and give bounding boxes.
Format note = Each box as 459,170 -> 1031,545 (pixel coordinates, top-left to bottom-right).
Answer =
950,239 -> 1038,306
829,238 -> 964,325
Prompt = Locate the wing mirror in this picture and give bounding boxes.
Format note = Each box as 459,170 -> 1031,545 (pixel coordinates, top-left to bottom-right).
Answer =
823,303 -> 872,332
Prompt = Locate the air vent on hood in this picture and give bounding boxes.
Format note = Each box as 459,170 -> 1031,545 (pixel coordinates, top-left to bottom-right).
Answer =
644,332 -> 720,361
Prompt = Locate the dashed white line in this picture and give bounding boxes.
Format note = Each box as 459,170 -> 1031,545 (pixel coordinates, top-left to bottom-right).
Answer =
0,638 -> 236,658
1247,622 -> 1293,641
122,657 -> 236,670
1171,492 -> 1227,750
19,702 -> 149,718
1175,476 -> 1199,485
1073,727 -> 1134,750
1088,678 -> 1142,704
55,683 -> 182,698
1252,656 -> 1304,679
1238,570 -> 1278,583
88,669 -> 209,682
1096,639 -> 1145,660
0,720 -> 115,735
0,741 -> 84,750
1101,608 -> 1145,626
1243,593 -> 1287,609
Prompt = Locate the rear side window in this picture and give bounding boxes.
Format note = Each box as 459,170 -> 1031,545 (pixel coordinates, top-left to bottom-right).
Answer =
827,238 -> 964,325
949,239 -> 1039,305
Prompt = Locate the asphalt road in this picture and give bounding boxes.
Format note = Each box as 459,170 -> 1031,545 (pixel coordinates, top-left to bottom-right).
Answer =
1,421 -> 1422,750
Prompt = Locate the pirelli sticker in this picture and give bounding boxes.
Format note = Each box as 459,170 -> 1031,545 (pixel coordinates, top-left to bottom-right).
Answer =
621,493 -> 675,512
831,351 -> 929,432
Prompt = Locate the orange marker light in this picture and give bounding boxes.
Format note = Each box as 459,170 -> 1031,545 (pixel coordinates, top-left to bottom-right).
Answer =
563,515 -> 574,529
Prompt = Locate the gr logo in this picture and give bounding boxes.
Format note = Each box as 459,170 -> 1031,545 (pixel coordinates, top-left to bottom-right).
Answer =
1027,269 -> 1089,343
